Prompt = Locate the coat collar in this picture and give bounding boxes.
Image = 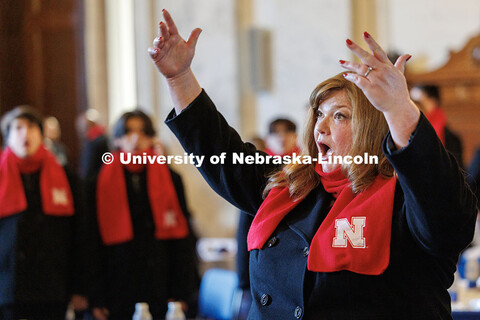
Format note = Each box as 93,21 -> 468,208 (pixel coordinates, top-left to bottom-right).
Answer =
284,185 -> 332,244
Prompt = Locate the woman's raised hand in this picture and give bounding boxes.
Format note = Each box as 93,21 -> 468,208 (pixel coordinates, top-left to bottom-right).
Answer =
148,9 -> 203,113
340,33 -> 420,148
148,9 -> 202,80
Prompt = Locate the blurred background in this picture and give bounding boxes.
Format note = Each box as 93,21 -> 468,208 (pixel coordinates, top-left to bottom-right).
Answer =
1,0 -> 480,239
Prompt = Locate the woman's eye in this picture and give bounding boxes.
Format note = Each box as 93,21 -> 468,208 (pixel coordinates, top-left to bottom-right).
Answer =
316,110 -> 324,118
334,113 -> 348,120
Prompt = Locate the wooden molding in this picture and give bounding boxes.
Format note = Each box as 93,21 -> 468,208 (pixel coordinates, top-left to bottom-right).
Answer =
406,34 -> 480,86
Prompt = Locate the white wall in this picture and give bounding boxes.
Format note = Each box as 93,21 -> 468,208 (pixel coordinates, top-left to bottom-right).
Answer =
252,0 -> 352,139
105,0 -> 137,125
378,0 -> 480,72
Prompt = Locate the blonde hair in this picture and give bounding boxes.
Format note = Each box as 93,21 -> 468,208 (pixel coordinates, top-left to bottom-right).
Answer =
263,72 -> 393,200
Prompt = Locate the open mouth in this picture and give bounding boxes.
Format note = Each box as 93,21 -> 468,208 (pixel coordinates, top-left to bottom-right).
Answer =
319,142 -> 333,160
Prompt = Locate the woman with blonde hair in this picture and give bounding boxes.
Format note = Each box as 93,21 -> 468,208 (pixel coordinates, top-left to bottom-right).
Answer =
264,73 -> 393,201
148,10 -> 476,319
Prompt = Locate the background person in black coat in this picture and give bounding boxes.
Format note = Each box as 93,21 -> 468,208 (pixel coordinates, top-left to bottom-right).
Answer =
84,110 -> 199,320
468,147 -> 480,209
410,84 -> 464,168
0,106 -> 84,320
76,109 -> 110,182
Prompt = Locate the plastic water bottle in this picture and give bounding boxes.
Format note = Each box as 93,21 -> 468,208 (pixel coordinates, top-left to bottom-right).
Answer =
165,301 -> 186,320
132,302 -> 152,320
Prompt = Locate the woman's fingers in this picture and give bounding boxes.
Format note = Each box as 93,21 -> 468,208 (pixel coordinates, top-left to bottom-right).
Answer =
394,54 -> 412,74
148,47 -> 159,60
159,21 -> 170,41
343,34 -> 410,80
187,28 -> 202,48
346,39 -> 380,68
362,32 -> 390,64
162,9 -> 179,35
339,60 -> 372,78
149,36 -> 164,60
343,72 -> 370,91
152,36 -> 164,48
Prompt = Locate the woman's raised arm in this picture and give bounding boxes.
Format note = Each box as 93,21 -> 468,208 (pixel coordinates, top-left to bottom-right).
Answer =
341,33 -> 477,257
148,10 -> 277,214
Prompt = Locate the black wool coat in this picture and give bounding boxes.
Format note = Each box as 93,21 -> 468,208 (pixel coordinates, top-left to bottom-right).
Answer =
0,167 -> 82,307
84,166 -> 199,319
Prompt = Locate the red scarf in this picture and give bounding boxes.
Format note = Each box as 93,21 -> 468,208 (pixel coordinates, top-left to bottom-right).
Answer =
96,148 -> 189,245
86,124 -> 105,141
425,107 -> 447,145
247,164 -> 396,275
0,146 -> 74,218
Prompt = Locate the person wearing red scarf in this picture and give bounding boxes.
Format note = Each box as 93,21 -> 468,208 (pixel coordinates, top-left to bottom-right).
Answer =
410,84 -> 464,167
0,106 -> 83,319
84,110 -> 198,320
76,109 -> 110,181
151,11 -> 476,320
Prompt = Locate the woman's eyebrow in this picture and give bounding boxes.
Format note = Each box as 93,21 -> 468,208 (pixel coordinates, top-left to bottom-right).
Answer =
318,104 -> 351,112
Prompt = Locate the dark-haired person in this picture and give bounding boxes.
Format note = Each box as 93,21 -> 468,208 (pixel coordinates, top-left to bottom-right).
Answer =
148,10 -> 477,319
410,84 -> 464,167
0,106 -> 84,319
265,118 -> 299,157
84,110 -> 198,320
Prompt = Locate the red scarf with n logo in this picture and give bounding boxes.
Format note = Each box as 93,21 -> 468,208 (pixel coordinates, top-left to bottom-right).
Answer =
247,164 -> 396,275
96,149 -> 189,245
0,146 -> 74,218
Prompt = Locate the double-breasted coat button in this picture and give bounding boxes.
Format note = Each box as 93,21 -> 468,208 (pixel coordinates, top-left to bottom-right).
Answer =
303,246 -> 309,257
267,237 -> 278,248
260,293 -> 271,306
294,306 -> 303,319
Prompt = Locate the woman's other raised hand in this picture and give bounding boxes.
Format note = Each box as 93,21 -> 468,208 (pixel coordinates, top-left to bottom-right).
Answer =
340,32 -> 420,148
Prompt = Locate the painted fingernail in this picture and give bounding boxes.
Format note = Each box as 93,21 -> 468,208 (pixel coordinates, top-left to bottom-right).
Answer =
149,48 -> 158,58
343,73 -> 348,77
162,9 -> 165,12
154,48 -> 159,54
363,32 -> 370,38
339,60 -> 346,64
346,39 -> 353,45
406,55 -> 412,61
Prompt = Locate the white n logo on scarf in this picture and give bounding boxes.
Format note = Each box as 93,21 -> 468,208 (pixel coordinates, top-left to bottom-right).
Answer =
164,210 -> 178,227
332,217 -> 366,248
52,188 -> 68,206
